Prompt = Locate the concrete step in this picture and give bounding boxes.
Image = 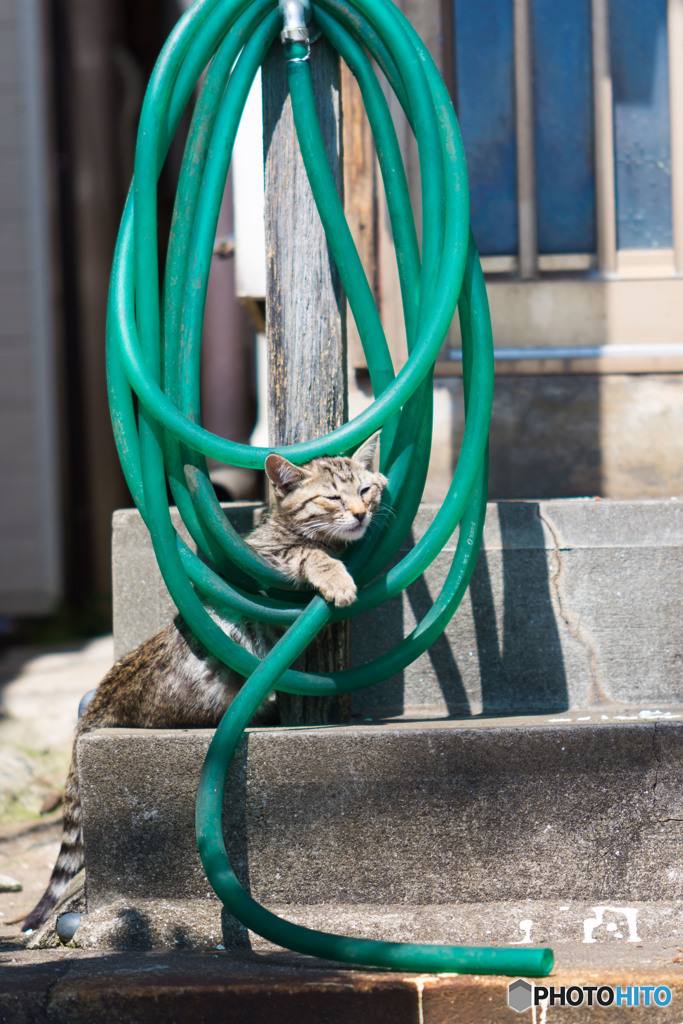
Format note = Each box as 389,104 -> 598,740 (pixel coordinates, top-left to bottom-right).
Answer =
98,497 -> 682,968
3,946 -> 682,1024
71,714 -> 682,952
112,498 -> 683,716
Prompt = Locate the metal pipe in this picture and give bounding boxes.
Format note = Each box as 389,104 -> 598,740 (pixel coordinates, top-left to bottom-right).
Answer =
668,0 -> 683,272
591,0 -> 618,274
279,0 -> 311,44
449,343 -> 683,362
513,0 -> 538,279
21,0 -> 63,608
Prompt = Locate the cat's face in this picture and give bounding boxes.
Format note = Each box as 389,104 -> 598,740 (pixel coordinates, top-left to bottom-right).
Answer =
265,435 -> 387,545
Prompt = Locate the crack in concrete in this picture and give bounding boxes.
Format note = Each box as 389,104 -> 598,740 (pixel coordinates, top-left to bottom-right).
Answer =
652,723 -> 662,813
536,505 -> 610,705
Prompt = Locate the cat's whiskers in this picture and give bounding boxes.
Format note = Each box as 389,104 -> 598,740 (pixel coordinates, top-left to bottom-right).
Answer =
332,520 -> 371,541
371,505 -> 396,526
300,518 -> 337,538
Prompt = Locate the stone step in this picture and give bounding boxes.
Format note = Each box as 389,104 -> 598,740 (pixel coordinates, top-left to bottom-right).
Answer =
3,946 -> 682,1024
112,498 -> 683,716
73,714 -> 682,951
100,497 -> 682,963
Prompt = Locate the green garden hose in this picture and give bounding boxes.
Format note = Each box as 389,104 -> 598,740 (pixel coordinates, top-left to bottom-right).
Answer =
106,0 -> 553,978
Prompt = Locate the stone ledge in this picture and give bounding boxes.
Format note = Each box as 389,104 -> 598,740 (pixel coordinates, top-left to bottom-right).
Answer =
2,946 -> 682,1024
76,717 -> 682,949
71,897 -> 683,953
112,499 -> 683,713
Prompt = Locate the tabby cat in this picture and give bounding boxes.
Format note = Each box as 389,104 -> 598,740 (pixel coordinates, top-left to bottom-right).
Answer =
21,437 -> 386,931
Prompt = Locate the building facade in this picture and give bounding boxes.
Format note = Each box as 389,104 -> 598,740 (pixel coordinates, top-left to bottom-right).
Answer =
1,0 -> 681,617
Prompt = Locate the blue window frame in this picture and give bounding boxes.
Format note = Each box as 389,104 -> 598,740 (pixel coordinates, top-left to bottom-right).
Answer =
451,0 -> 674,259
610,0 -> 672,249
531,0 -> 596,254
453,0 -> 518,256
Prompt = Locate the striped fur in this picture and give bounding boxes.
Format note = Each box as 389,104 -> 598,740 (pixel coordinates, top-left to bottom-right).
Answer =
22,438 -> 386,931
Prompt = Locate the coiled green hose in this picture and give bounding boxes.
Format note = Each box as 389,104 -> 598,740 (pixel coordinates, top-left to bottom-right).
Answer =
106,0 -> 553,978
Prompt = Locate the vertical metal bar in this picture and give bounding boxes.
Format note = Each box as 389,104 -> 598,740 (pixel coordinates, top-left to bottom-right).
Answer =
20,0 -> 63,608
514,0 -> 538,278
669,0 -> 683,272
591,0 -> 617,274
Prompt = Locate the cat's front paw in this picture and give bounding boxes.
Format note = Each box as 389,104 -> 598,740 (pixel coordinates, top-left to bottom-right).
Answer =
332,578 -> 358,607
318,566 -> 357,607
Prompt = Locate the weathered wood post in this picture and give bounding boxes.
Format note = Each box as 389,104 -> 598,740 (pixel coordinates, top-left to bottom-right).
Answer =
262,18 -> 351,725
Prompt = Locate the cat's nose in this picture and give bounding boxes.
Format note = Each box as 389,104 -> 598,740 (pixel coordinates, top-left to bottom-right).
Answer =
353,510 -> 366,524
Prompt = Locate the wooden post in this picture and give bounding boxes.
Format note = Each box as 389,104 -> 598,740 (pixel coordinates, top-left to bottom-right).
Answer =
341,62 -> 378,373
262,34 -> 351,725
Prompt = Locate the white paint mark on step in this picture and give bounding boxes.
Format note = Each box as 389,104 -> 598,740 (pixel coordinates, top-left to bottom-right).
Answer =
511,919 -> 534,944
532,994 -> 549,1024
583,905 -> 641,943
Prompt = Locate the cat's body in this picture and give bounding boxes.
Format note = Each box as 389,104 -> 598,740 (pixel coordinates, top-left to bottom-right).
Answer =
22,440 -> 386,932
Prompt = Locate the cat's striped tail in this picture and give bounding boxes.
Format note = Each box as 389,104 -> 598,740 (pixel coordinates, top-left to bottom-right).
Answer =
21,753 -> 83,931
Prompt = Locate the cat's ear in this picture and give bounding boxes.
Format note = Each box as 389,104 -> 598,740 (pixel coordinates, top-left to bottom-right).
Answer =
352,432 -> 380,470
265,453 -> 310,495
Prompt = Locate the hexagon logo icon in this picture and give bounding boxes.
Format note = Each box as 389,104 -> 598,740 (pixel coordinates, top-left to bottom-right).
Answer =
508,978 -> 533,1013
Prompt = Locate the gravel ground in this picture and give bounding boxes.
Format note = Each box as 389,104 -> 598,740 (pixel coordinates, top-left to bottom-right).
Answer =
0,636 -> 113,942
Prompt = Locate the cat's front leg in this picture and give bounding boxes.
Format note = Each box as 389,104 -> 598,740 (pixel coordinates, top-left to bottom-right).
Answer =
301,551 -> 357,607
